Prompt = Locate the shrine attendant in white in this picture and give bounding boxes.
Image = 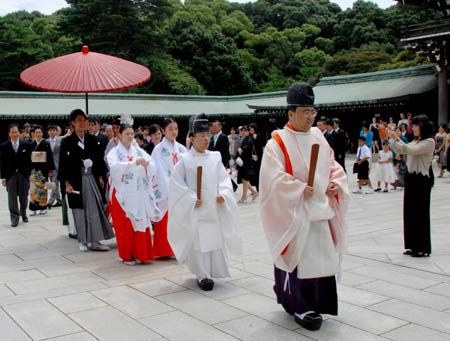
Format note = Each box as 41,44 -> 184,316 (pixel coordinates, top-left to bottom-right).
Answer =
168,114 -> 241,291
108,124 -> 162,265
152,118 -> 187,257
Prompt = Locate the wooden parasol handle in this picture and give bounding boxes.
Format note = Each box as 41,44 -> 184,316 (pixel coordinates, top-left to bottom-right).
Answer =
196,166 -> 202,200
307,144 -> 320,187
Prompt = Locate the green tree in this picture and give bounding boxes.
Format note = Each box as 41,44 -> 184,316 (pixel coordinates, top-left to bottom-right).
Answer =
0,13 -> 54,90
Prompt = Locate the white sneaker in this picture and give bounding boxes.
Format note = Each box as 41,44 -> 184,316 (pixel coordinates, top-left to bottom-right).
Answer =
79,243 -> 88,252
365,188 -> 374,194
30,211 -> 37,216
352,188 -> 362,194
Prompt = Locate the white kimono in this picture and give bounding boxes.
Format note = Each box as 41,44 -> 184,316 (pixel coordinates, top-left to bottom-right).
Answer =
168,149 -> 241,279
107,141 -> 162,231
259,126 -> 349,279
152,137 -> 187,215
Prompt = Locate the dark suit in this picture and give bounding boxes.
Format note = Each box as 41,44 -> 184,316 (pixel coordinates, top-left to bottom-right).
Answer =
324,130 -> 335,151
209,132 -> 230,168
333,128 -> 347,172
0,140 -> 32,224
94,132 -> 109,152
58,133 -> 107,209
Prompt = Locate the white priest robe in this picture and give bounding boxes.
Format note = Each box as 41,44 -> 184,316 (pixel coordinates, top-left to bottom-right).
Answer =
107,141 -> 162,230
168,149 -> 241,279
152,137 -> 187,215
259,126 -> 349,279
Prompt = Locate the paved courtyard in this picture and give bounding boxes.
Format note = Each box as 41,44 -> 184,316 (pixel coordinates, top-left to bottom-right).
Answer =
0,156 -> 449,341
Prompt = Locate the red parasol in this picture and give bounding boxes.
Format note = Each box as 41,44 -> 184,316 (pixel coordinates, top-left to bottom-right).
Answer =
20,45 -> 151,114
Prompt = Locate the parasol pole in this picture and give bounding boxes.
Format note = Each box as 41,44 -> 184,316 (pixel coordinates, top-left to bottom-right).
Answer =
85,92 -> 89,114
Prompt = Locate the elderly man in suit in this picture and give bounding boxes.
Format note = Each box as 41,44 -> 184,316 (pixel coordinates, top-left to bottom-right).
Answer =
1,124 -> 32,227
47,124 -> 62,208
208,120 -> 230,168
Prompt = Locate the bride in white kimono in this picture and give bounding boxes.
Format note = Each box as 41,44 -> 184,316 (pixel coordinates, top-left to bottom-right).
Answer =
107,124 -> 162,265
168,114 -> 241,291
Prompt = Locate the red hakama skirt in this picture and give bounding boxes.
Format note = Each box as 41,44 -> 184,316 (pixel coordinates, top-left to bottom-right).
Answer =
110,191 -> 154,262
153,212 -> 174,257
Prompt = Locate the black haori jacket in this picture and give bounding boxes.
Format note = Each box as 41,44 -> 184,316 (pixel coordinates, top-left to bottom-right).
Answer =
58,133 -> 107,209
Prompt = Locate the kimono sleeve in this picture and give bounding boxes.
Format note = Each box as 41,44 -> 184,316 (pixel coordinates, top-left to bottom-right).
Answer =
259,139 -> 307,266
167,158 -> 198,263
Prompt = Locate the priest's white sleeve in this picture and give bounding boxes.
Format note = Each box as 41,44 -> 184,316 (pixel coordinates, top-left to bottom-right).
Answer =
259,139 -> 308,272
215,154 -> 242,256
167,158 -> 198,263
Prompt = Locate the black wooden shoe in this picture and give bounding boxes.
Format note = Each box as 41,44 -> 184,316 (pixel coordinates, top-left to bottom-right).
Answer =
294,312 -> 323,331
197,278 -> 214,291
411,251 -> 430,257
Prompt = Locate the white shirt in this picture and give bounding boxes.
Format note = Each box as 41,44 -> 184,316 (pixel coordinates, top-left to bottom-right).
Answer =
356,144 -> 371,160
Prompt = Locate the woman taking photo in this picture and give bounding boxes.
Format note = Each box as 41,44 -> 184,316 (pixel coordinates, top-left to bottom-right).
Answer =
29,125 -> 55,216
108,123 -> 162,265
388,114 -> 435,257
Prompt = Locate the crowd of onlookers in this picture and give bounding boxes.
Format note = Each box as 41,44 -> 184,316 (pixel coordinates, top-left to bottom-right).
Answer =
0,117 -> 268,228
351,112 -> 450,194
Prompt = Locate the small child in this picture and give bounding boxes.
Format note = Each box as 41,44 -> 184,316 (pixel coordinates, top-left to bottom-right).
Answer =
353,136 -> 374,194
168,114 -> 241,291
371,142 -> 397,192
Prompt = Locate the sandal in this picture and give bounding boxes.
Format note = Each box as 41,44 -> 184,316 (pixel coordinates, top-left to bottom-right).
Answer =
251,192 -> 258,201
238,198 -> 246,204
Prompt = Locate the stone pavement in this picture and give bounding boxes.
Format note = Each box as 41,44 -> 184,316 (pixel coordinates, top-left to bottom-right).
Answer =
0,156 -> 449,341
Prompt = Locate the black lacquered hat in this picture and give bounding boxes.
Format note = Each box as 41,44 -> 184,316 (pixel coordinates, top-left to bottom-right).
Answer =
188,113 -> 209,134
287,82 -> 315,107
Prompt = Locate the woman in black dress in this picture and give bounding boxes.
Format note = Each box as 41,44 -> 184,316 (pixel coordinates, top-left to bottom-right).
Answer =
237,126 -> 258,203
388,115 -> 435,257
29,125 -> 55,215
249,123 -> 264,192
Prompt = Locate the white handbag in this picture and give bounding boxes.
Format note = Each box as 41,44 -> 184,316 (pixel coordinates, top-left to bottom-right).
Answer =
236,157 -> 244,167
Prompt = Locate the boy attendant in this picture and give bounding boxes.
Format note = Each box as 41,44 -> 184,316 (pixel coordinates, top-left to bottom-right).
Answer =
168,114 -> 241,291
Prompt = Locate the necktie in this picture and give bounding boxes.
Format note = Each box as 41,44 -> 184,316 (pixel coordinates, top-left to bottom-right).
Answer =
51,139 -> 55,152
13,142 -> 18,153
357,148 -> 361,160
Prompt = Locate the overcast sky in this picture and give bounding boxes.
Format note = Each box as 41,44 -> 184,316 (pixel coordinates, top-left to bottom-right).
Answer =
0,0 -> 395,16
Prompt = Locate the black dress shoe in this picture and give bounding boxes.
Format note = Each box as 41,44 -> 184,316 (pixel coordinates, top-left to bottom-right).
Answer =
403,249 -> 412,255
11,221 -> 19,227
197,278 -> 214,291
22,217 -> 28,223
411,251 -> 430,257
294,312 -> 323,331
68,233 -> 78,239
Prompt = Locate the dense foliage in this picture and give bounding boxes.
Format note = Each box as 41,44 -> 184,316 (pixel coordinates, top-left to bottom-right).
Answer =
0,0 -> 443,94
